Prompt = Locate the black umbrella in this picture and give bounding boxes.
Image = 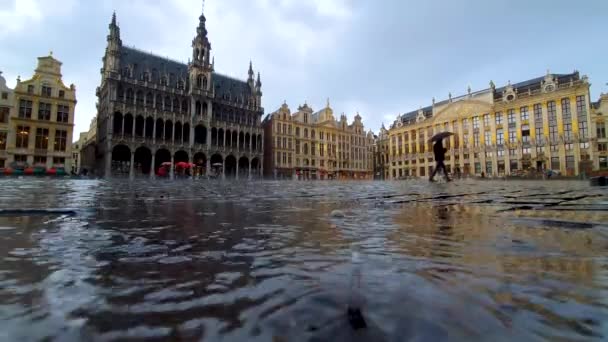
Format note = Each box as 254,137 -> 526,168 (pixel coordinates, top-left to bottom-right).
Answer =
429,131 -> 454,143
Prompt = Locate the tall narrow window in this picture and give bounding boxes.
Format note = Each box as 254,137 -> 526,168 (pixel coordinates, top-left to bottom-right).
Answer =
597,122 -> 606,138
0,107 -> 8,123
57,105 -> 69,123
577,95 -> 588,139
41,85 -> 52,97
562,98 -> 573,140
0,132 -> 7,150
496,129 -> 504,145
38,102 -> 51,120
473,116 -> 480,130
520,106 -> 529,121
19,99 -> 33,119
507,109 -> 516,124
54,130 -> 67,151
495,112 -> 503,125
483,114 -> 490,127
548,101 -> 558,142
35,128 -> 49,149
16,126 -> 30,148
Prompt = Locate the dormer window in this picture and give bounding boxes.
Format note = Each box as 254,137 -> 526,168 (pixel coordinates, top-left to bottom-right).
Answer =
143,72 -> 150,82
161,76 -> 168,86
177,80 -> 184,90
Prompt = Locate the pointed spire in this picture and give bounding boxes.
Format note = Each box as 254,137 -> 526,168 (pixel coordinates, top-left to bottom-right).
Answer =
248,60 -> 254,77
111,11 -> 117,26
326,98 -> 330,108
256,71 -> 261,88
196,1 -> 208,38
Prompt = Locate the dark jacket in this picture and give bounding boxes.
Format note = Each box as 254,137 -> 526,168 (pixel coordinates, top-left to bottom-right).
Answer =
433,141 -> 446,162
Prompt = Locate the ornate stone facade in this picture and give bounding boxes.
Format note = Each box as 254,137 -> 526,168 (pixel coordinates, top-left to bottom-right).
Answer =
96,10 -> 264,179
263,100 -> 374,180
3,54 -> 77,171
388,71 -> 597,178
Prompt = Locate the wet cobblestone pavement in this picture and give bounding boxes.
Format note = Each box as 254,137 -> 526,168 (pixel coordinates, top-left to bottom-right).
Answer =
0,179 -> 607,341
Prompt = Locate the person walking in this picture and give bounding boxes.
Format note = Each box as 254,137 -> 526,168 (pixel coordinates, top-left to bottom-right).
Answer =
429,139 -> 451,182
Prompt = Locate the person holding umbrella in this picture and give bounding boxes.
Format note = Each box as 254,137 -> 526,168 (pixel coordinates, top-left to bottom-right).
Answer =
429,132 -> 453,182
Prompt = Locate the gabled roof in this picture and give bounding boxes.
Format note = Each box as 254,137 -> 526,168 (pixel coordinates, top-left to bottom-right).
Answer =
119,46 -> 251,98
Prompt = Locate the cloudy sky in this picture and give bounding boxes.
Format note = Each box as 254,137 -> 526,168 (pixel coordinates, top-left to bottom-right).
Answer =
1,0 -> 607,138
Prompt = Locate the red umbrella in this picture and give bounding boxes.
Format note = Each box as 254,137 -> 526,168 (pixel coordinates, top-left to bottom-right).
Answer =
47,168 -> 57,175
161,162 -> 172,166
176,161 -> 189,169
24,167 -> 35,175
3,168 -> 13,175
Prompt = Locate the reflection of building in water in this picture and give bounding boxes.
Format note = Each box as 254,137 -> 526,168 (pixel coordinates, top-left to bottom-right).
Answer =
262,100 -> 374,180
388,71 -> 599,178
95,9 -> 263,179
3,53 -> 77,171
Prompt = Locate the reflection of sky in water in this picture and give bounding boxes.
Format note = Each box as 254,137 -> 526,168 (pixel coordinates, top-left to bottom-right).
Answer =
0,179 -> 606,341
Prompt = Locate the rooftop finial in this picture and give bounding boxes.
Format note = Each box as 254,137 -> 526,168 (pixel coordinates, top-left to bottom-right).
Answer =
49,50 -> 53,56
111,11 -> 116,25
326,98 -> 330,108
546,68 -> 551,75
467,85 -> 471,95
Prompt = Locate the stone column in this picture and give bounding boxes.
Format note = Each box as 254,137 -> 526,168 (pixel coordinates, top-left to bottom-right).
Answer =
206,158 -> 210,178
105,151 -> 112,178
189,121 -> 195,147
260,164 -> 263,179
143,119 -> 147,140
250,133 -> 253,154
222,159 -> 226,180
237,130 -> 240,152
170,155 -> 174,180
236,160 -> 240,180
152,118 -> 157,144
129,151 -> 135,179
121,118 -> 125,139
131,119 -> 136,140
172,115 -> 176,144
150,153 -> 156,179
248,159 -> 252,180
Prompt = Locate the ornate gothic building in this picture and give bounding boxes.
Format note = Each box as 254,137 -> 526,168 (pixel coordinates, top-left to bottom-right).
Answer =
96,9 -> 264,178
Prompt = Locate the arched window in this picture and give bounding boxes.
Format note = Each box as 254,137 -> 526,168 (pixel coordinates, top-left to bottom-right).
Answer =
156,94 -> 162,109
196,75 -> 202,88
182,99 -> 188,114
311,130 -> 316,139
304,143 -> 309,155
136,91 -> 143,106
117,85 -> 124,101
164,96 -> 171,111
304,128 -> 308,138
202,76 -> 208,89
177,80 -> 184,90
126,88 -> 134,103
173,98 -> 179,112
161,76 -> 168,86
143,71 -> 150,82
145,92 -> 153,107
296,127 -> 300,137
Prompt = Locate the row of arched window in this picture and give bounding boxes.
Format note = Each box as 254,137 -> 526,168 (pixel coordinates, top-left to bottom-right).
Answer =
112,112 -> 263,153
121,66 -> 186,89
117,86 -> 189,114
